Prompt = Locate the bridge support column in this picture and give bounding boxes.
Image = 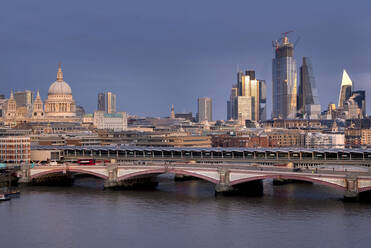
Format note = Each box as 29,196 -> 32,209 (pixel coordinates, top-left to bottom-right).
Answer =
104,164 -> 119,188
344,176 -> 359,202
18,164 -> 31,184
104,165 -> 158,190
215,168 -> 234,195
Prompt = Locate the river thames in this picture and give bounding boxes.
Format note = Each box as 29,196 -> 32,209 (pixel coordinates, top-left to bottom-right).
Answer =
1,176 -> 371,248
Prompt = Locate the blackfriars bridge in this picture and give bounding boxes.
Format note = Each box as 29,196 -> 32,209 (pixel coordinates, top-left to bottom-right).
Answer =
19,161 -> 371,200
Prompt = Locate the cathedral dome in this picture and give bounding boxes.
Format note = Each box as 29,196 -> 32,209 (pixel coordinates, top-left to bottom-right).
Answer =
48,81 -> 72,95
48,65 -> 72,95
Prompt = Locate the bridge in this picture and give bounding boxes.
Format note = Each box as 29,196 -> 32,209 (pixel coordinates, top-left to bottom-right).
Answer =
19,161 -> 371,201
33,145 -> 371,167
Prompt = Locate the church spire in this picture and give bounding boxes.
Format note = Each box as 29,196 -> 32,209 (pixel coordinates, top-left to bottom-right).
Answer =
10,90 -> 14,99
57,63 -> 63,81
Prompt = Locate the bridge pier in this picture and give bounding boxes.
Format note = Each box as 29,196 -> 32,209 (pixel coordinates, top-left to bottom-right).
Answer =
103,164 -> 158,189
344,176 -> 359,202
215,168 -> 263,196
104,177 -> 158,190
18,165 -> 31,184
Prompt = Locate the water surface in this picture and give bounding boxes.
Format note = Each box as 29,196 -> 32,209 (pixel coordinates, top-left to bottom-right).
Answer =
1,176 -> 371,248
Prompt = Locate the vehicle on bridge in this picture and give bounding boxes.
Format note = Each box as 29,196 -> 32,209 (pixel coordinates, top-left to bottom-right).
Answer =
77,159 -> 96,165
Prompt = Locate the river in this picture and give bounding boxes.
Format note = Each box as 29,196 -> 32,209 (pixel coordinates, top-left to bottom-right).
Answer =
1,175 -> 371,248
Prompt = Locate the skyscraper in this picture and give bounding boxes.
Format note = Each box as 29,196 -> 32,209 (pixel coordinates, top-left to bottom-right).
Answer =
338,69 -> 353,108
97,93 -> 105,111
272,33 -> 297,119
197,97 -> 212,122
345,90 -> 366,119
297,57 -> 320,119
97,92 -> 116,113
227,70 -> 266,122
258,80 -> 267,121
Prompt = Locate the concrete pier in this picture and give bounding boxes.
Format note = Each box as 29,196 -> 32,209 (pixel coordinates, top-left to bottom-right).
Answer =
215,180 -> 263,196
104,177 -> 158,190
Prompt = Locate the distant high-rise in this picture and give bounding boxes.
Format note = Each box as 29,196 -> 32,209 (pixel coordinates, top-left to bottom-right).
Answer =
227,70 -> 266,122
197,97 -> 212,122
297,57 -> 320,119
338,69 -> 353,108
170,104 -> 175,119
97,93 -> 105,111
272,33 -> 297,119
14,90 -> 34,107
345,90 -> 366,119
97,92 -> 116,113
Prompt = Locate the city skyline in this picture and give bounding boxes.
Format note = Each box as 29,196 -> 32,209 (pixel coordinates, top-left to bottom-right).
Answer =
1,1 -> 371,120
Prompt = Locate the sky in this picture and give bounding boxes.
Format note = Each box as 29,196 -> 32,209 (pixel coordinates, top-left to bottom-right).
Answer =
1,0 -> 371,120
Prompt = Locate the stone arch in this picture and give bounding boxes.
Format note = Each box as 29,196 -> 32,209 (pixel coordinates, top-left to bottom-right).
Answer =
230,174 -> 346,192
117,168 -> 219,184
358,186 -> 371,193
31,168 -> 108,180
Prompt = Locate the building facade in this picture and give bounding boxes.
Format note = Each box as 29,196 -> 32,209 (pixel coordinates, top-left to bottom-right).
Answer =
14,90 -> 34,107
338,69 -> 353,108
197,97 -> 212,122
227,70 -> 266,123
97,92 -> 116,113
0,136 -> 31,163
93,111 -> 128,131
272,33 -> 297,119
297,57 -> 320,119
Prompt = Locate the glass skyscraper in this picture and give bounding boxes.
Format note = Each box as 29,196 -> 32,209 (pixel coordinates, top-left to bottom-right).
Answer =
338,69 -> 353,108
297,57 -> 320,118
97,92 -> 116,113
227,70 -> 266,122
272,34 -> 297,119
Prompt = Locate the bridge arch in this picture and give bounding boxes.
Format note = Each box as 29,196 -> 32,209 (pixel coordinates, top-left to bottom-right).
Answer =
31,168 -> 109,180
230,174 -> 346,192
117,168 -> 219,184
358,186 -> 371,193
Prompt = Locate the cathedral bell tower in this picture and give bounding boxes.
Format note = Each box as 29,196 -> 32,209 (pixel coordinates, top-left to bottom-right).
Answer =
32,91 -> 44,119
6,91 -> 17,119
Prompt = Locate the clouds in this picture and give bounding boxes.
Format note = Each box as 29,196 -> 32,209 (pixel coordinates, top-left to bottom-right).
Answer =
0,0 -> 370,119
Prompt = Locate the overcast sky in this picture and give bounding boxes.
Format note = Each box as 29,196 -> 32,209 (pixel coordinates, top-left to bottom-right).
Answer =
1,0 -> 371,120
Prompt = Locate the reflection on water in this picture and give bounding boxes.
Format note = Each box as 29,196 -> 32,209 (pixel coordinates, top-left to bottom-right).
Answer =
1,175 -> 371,248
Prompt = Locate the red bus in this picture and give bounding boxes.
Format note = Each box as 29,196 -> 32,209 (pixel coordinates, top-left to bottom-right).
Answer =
77,159 -> 96,165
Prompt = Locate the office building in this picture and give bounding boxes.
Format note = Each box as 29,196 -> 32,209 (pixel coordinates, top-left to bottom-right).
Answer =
97,92 -> 116,113
14,90 -> 34,107
338,69 -> 353,108
227,70 -> 266,123
93,111 -> 127,131
297,57 -> 321,119
272,33 -> 297,119
197,97 -> 212,122
0,136 -> 31,163
233,96 -> 254,123
345,90 -> 366,119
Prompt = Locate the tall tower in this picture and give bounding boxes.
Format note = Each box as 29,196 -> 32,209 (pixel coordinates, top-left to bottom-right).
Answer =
97,92 -> 116,113
297,57 -> 320,118
170,104 -> 175,119
272,32 -> 297,119
338,69 -> 353,108
228,70 -> 266,122
197,97 -> 212,122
